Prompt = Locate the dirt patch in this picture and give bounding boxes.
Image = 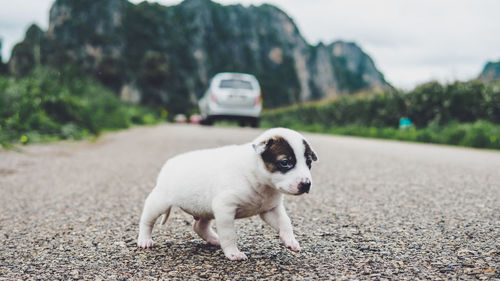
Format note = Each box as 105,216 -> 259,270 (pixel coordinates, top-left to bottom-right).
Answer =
0,169 -> 16,176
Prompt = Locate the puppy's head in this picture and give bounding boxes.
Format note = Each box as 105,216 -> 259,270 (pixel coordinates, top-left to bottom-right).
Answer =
252,128 -> 318,195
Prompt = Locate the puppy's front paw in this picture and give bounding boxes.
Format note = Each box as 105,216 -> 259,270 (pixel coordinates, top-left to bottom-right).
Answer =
280,234 -> 301,252
224,248 -> 248,261
137,237 -> 154,248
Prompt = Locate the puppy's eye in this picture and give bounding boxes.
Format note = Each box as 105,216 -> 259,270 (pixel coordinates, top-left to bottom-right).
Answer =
306,159 -> 312,169
279,159 -> 291,168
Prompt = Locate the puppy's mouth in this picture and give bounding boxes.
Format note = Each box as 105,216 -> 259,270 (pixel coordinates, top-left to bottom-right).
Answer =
295,188 -> 310,196
277,187 -> 308,196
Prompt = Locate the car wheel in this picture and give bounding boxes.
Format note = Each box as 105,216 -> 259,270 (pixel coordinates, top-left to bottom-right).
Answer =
238,119 -> 246,127
250,118 -> 259,128
201,117 -> 214,126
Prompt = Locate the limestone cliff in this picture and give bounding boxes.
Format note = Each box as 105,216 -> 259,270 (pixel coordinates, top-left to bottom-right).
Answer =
9,0 -> 390,111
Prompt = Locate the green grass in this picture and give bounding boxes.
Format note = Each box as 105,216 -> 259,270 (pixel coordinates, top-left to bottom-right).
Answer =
260,119 -> 500,150
0,67 -> 163,147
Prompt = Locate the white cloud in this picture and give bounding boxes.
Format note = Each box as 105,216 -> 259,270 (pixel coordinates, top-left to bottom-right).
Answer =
1,0 -> 500,89
0,0 -> 52,60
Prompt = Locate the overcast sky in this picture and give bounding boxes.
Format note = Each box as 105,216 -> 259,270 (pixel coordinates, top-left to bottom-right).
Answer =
1,0 -> 499,89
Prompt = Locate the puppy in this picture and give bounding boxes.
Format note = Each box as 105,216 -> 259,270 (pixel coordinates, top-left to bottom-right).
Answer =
137,128 -> 318,261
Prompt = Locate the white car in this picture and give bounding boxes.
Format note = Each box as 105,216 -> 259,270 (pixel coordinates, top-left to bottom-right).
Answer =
198,72 -> 262,127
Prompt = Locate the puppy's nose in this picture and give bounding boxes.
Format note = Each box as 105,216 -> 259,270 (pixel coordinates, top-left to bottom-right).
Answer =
299,181 -> 311,194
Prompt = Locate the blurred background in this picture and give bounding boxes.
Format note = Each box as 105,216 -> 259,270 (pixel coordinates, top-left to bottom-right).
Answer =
0,0 -> 499,148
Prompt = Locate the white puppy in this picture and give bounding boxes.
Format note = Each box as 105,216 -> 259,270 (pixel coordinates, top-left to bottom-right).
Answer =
137,128 -> 318,261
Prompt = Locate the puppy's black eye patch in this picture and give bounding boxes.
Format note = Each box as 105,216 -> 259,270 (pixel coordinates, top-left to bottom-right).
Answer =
261,136 -> 296,173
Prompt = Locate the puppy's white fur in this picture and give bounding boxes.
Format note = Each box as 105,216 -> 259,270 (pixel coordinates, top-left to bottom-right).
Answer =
137,128 -> 318,261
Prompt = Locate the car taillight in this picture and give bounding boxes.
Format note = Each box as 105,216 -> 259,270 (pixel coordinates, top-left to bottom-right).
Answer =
210,91 -> 218,104
254,94 -> 262,106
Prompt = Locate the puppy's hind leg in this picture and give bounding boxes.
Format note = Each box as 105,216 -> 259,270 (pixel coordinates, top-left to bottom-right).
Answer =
193,219 -> 220,246
137,189 -> 171,248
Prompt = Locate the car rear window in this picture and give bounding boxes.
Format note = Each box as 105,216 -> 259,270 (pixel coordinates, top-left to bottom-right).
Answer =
219,79 -> 253,90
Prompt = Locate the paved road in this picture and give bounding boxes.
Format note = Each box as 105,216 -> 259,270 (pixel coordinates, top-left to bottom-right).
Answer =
1,124 -> 499,280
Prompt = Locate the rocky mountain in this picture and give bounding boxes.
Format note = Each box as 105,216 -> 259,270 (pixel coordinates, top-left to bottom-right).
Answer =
479,60 -> 500,82
0,39 -> 7,74
8,0 -> 390,112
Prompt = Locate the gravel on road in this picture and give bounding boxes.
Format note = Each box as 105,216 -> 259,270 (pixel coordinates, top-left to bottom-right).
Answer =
0,124 -> 499,280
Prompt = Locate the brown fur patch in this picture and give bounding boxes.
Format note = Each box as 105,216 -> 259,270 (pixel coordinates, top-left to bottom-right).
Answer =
261,137 -> 296,173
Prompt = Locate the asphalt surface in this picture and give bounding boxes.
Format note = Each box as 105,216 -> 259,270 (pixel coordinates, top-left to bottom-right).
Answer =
0,124 -> 499,280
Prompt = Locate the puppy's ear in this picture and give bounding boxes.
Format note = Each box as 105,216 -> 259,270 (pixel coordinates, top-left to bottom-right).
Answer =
252,138 -> 274,154
303,140 -> 319,161
310,147 -> 319,162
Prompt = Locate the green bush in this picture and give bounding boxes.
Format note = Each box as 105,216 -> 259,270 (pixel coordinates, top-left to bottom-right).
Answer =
260,120 -> 500,150
262,80 -> 500,130
0,66 -> 161,146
